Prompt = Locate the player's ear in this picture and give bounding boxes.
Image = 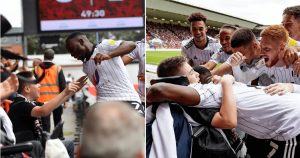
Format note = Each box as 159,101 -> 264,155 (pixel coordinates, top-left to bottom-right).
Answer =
278,41 -> 286,58
279,41 -> 286,52
252,41 -> 259,49
79,38 -> 84,45
24,84 -> 30,93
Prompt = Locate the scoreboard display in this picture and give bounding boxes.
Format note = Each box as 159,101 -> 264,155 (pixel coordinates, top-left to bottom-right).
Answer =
38,0 -> 144,32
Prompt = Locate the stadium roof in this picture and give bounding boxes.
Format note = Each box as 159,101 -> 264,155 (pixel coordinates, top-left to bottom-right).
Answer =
147,0 -> 264,29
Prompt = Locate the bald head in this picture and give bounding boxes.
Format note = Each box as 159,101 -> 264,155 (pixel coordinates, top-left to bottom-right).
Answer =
81,102 -> 144,158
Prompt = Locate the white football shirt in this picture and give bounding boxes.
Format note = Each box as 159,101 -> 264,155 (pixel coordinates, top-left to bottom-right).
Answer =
83,39 -> 141,102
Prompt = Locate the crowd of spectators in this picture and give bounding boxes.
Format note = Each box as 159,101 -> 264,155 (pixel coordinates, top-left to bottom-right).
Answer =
146,21 -> 219,49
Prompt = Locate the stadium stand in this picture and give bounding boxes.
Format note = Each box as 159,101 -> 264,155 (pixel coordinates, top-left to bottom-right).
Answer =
146,21 -> 219,49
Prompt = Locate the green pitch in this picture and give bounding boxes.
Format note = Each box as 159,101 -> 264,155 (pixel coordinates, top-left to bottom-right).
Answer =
146,50 -> 181,65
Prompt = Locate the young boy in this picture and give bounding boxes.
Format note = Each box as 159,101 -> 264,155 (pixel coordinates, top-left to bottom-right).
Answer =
8,71 -> 87,157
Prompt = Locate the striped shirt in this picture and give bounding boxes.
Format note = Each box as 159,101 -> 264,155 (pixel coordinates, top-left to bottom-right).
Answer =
190,82 -> 300,141
209,48 -> 232,64
227,57 -> 273,86
181,36 -> 221,66
230,58 -> 300,85
83,39 -> 141,102
126,41 -> 145,102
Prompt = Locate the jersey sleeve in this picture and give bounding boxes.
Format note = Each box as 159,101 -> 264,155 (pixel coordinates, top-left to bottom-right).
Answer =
97,39 -> 123,53
232,65 -> 263,84
209,51 -> 222,64
127,45 -> 138,60
188,83 -> 208,107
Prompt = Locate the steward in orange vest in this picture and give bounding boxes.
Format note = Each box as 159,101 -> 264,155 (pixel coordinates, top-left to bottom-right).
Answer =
33,49 -> 66,139
35,64 -> 60,102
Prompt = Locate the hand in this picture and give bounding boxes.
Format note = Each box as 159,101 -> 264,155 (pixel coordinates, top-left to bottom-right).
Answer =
138,73 -> 145,81
220,74 -> 235,84
211,75 -> 222,84
75,75 -> 89,90
92,53 -> 111,65
263,83 -> 293,96
283,47 -> 298,67
0,74 -> 19,101
65,75 -> 88,95
293,58 -> 300,75
230,52 -> 245,66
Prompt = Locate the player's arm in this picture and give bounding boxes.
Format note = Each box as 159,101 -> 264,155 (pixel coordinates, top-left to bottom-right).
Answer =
122,55 -> 134,65
93,41 -> 136,64
211,63 -> 232,76
109,41 -> 136,58
211,75 -> 237,129
204,51 -> 222,70
122,46 -> 137,65
146,82 -> 200,106
264,83 -> 300,95
203,61 -> 217,71
31,76 -> 88,117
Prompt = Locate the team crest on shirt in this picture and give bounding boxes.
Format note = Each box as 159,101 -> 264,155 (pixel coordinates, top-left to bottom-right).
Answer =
108,39 -> 116,45
91,70 -> 100,86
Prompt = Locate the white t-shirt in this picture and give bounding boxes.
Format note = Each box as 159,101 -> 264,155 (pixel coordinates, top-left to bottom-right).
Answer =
181,36 -> 221,66
83,39 -> 141,103
190,82 -> 300,141
126,41 -> 145,102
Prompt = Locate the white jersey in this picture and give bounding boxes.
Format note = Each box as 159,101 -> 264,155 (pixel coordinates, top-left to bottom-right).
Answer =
209,48 -> 232,64
190,82 -> 300,141
83,39 -> 140,103
229,57 -> 300,85
126,41 -> 145,102
226,57 -> 273,85
181,37 -> 221,66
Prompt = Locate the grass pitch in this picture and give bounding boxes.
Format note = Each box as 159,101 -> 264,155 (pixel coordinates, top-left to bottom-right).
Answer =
146,50 -> 181,65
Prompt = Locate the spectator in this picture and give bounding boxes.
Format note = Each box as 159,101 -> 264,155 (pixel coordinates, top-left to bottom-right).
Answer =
80,101 -> 144,158
34,49 -> 67,139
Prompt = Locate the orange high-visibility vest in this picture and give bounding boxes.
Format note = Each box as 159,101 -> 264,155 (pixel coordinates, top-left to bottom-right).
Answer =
35,64 -> 60,102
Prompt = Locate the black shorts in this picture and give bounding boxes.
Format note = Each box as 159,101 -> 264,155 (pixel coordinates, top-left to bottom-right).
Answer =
124,101 -> 145,116
246,134 -> 300,158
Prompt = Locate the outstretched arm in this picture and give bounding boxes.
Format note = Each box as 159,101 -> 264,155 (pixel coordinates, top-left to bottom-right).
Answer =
146,82 -> 200,106
264,83 -> 300,95
31,76 -> 88,117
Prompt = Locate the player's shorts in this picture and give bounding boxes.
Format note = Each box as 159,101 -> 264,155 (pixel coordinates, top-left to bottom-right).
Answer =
124,101 -> 145,116
246,134 -> 300,158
